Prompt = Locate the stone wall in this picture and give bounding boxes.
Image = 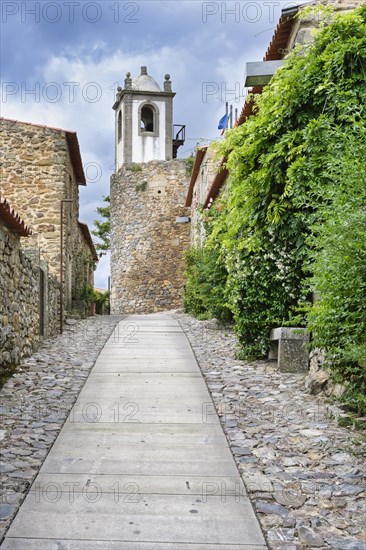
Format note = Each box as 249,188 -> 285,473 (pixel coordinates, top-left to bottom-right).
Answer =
70,225 -> 97,316
73,227 -> 95,296
0,118 -> 95,312
0,219 -> 59,372
110,159 -> 190,314
190,146 -> 223,246
288,0 -> 364,49
0,119 -> 67,277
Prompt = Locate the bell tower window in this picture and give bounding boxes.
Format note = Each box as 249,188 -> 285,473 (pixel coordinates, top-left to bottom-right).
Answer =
141,106 -> 154,132
138,102 -> 159,137
118,110 -> 122,142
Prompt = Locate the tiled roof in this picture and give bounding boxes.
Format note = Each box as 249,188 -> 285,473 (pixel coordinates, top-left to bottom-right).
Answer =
264,7 -> 299,61
185,146 -> 208,207
78,221 -> 99,263
0,197 -> 32,236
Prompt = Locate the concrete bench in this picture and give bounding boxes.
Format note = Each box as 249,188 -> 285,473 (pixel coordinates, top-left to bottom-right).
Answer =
269,327 -> 310,373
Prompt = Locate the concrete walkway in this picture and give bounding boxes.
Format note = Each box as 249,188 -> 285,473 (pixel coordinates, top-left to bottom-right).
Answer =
1,314 -> 267,549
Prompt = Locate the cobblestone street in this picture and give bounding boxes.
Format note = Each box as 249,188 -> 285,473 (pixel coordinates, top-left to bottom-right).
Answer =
0,312 -> 365,549
173,313 -> 366,550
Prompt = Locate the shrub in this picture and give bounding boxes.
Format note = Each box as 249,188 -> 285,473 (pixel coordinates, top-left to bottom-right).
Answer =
184,244 -> 231,322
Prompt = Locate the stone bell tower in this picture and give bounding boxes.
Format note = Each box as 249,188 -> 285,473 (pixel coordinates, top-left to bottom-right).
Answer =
113,66 -> 185,171
110,66 -> 190,315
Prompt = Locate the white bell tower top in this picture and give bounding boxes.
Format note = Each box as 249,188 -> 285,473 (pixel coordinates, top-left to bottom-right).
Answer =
113,66 -> 175,170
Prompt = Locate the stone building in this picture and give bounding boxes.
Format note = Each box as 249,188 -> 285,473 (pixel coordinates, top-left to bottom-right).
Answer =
0,117 -> 98,312
186,0 -> 364,242
185,145 -> 221,245
0,198 -> 59,373
110,67 -> 190,314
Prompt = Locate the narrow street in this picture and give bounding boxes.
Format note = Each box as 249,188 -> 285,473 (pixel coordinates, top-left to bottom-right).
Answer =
1,315 -> 266,549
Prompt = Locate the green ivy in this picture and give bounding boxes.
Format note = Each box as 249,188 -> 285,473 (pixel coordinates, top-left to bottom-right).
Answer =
306,131 -> 366,414
184,6 -> 366,410
184,202 -> 232,322
185,155 -> 195,176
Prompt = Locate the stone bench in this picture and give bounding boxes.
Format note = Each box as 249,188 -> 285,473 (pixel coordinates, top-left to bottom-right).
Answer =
269,327 -> 310,373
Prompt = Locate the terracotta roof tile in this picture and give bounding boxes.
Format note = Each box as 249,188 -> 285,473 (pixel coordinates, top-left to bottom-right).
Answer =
0,197 -> 32,236
185,146 -> 209,207
78,221 -> 99,263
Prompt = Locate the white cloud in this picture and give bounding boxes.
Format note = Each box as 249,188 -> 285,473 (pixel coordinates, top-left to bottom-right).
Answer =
2,0 -> 291,288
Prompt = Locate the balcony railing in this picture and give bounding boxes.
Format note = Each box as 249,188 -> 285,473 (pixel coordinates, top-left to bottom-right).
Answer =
172,124 -> 186,158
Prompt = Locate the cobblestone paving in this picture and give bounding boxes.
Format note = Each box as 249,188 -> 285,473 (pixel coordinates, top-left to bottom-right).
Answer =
173,312 -> 366,550
1,312 -> 365,549
0,315 -> 120,541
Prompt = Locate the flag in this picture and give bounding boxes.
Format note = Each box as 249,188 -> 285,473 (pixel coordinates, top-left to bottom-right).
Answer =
218,112 -> 229,131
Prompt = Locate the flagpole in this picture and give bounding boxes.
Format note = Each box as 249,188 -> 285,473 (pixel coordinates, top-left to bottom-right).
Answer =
219,103 -> 230,135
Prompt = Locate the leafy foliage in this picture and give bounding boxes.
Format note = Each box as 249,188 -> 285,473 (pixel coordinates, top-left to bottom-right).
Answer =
184,6 -> 366,410
184,202 -> 232,322
79,283 -> 96,305
94,289 -> 111,314
306,132 -> 366,414
185,155 -> 195,175
79,285 -> 111,314
92,195 -> 110,253
184,246 -> 231,322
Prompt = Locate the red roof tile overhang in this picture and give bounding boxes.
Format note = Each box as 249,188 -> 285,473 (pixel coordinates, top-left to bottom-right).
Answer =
1,117 -> 86,185
65,132 -> 86,185
78,221 -> 99,263
201,5 -> 299,208
203,161 -> 228,209
0,197 -> 32,236
185,146 -> 208,207
265,6 -> 299,61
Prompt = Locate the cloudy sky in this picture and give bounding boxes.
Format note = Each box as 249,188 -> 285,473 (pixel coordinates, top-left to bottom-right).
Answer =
1,0 -> 307,288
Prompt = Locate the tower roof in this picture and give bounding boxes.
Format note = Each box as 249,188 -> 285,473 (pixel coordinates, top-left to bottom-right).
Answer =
132,66 -> 161,92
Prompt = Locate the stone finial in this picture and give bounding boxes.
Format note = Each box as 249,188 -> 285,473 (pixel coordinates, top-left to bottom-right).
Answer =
124,72 -> 132,89
164,74 -> 172,92
141,66 -> 147,75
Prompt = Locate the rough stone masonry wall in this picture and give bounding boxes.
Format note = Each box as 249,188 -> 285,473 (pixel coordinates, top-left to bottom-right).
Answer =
0,219 -> 60,372
110,159 -> 190,314
73,229 -> 95,296
70,227 -> 96,316
0,119 -> 93,312
288,0 -> 364,49
65,151 -> 91,311
0,119 -> 67,277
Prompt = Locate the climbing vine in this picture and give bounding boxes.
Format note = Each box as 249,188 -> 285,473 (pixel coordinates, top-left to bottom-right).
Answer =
184,6 -> 366,412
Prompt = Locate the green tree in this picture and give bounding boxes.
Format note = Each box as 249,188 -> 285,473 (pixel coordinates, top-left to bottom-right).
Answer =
92,195 -> 110,254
